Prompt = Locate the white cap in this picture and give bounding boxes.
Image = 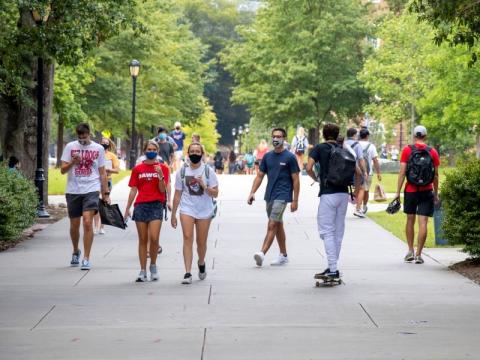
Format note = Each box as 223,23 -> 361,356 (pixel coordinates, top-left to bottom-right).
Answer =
174,121 -> 181,128
413,125 -> 427,137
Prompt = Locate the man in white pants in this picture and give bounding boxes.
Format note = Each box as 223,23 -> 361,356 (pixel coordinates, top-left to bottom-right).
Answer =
306,123 -> 349,280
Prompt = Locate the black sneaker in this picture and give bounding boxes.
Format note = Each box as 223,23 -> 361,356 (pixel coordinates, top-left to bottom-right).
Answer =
70,250 -> 81,267
182,272 -> 193,285
314,268 -> 330,279
198,262 -> 207,280
325,270 -> 340,280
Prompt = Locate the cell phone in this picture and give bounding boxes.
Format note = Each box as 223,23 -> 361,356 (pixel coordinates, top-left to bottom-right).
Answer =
248,195 -> 255,205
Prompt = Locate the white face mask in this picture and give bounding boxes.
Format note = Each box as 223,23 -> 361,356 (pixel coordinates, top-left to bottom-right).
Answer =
272,138 -> 284,148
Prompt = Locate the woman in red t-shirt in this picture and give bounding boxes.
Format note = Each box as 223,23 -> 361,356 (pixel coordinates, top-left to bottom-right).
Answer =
124,141 -> 170,282
254,139 -> 269,173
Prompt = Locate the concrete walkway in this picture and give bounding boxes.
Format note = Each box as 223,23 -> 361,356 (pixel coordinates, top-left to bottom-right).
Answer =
1,174 -> 479,359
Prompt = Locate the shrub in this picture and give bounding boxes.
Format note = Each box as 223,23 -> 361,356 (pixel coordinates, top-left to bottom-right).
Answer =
0,165 -> 38,241
441,159 -> 480,259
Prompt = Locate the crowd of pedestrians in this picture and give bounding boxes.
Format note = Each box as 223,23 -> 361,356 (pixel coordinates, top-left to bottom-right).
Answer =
59,121 -> 439,284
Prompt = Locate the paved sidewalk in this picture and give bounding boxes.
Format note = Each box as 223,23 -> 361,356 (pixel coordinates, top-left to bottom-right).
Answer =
1,174 -> 479,359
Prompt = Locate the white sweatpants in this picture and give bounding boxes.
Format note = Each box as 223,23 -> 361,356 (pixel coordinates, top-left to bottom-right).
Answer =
317,193 -> 349,272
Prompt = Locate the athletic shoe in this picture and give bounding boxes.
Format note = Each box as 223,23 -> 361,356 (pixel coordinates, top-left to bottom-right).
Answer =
99,228 -> 106,235
314,268 -> 330,279
70,250 -> 81,267
324,270 -> 340,280
271,254 -> 289,266
404,250 -> 415,262
415,255 -> 424,264
254,252 -> 265,267
353,209 -> 365,218
198,262 -> 207,280
136,270 -> 148,282
362,206 -> 368,214
149,264 -> 159,281
93,229 -> 99,235
182,273 -> 193,285
80,259 -> 91,270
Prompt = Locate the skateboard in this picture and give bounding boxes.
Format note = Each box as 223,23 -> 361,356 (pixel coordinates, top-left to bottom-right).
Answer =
314,274 -> 342,287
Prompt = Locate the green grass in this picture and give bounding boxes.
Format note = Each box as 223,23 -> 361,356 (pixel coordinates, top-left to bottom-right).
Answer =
371,166 -> 454,194
48,168 -> 131,195
368,211 -> 436,248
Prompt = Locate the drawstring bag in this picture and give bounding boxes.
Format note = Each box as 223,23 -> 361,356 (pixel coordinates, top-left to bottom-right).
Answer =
98,200 -> 127,229
374,183 -> 387,202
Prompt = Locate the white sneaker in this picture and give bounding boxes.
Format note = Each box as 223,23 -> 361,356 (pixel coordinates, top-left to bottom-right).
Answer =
353,209 -> 365,218
182,273 -> 193,285
149,264 -> 159,281
136,270 -> 147,282
254,252 -> 265,267
93,229 -> 99,235
271,254 -> 289,266
99,228 -> 106,235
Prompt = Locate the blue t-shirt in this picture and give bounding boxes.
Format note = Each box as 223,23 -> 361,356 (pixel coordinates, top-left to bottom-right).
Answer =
170,130 -> 186,151
259,149 -> 300,202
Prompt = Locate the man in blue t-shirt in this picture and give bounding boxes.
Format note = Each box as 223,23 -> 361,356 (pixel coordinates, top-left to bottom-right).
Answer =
170,121 -> 186,171
247,128 -> 300,267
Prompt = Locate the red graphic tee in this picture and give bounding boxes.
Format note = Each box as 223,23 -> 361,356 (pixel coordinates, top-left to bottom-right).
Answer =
400,143 -> 440,193
128,162 -> 170,205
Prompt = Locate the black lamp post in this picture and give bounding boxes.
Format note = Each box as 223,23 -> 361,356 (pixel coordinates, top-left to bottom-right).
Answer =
244,123 -> 250,152
32,8 -> 50,218
238,126 -> 243,154
129,59 -> 140,169
231,128 -> 236,147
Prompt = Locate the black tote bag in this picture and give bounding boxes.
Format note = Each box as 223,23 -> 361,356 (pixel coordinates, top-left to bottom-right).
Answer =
98,200 -> 127,230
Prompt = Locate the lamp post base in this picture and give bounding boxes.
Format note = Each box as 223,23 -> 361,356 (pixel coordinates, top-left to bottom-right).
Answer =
35,168 -> 50,218
37,205 -> 50,218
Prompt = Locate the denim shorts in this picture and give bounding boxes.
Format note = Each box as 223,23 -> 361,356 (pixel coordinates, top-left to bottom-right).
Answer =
132,201 -> 165,223
266,200 -> 287,223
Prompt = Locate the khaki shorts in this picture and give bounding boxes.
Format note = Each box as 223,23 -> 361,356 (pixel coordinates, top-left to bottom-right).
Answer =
266,200 -> 287,223
362,175 -> 373,191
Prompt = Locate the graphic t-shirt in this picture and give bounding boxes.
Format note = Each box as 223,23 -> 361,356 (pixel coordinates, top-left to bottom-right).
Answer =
309,143 -> 349,196
61,141 -> 106,194
259,149 -> 300,202
128,162 -> 170,206
170,130 -> 186,151
400,143 -> 440,193
175,165 -> 219,219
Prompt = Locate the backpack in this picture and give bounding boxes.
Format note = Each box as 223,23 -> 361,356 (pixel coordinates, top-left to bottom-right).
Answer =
214,155 -> 223,168
361,143 -> 372,174
406,145 -> 435,186
180,164 -> 217,218
294,136 -> 306,154
325,143 -> 357,187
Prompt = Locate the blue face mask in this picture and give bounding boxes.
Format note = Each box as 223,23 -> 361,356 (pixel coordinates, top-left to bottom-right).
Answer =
145,151 -> 157,160
158,133 -> 167,141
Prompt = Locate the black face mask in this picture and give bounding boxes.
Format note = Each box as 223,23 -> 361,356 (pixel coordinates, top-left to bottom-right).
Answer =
102,144 -> 109,150
189,154 -> 202,164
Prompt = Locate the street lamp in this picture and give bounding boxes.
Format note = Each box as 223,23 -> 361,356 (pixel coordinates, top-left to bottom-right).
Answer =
238,126 -> 243,154
129,59 -> 140,169
32,7 -> 51,218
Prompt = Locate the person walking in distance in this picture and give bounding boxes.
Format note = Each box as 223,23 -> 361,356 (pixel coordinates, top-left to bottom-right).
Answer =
254,139 -> 269,174
345,128 -> 368,218
171,143 -> 219,284
306,123 -> 356,282
94,137 -> 120,235
124,141 -> 170,282
213,151 -> 225,174
248,128 -> 300,266
170,121 -> 186,171
291,126 -> 309,172
155,126 -> 175,168
395,125 -> 440,264
60,123 -> 109,270
357,128 -> 382,216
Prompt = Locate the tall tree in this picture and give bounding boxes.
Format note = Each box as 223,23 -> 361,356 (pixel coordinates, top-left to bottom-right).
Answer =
222,0 -> 369,143
0,0 -> 136,202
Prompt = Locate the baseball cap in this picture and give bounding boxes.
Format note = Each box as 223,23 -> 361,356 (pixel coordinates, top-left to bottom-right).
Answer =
413,125 -> 427,137
174,121 -> 181,128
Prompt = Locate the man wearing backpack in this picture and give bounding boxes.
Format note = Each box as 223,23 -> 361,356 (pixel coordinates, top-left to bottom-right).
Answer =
395,125 -> 440,264
356,128 -> 382,217
306,123 -> 356,282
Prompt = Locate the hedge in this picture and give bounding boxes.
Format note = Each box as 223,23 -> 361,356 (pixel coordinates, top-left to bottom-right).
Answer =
441,159 -> 480,259
0,165 -> 38,241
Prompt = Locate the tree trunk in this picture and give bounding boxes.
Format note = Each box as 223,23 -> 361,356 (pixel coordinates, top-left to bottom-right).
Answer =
56,116 -> 64,168
0,10 -> 55,206
476,134 -> 480,159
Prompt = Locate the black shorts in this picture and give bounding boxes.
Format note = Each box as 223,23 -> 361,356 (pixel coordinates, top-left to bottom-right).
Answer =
403,191 -> 434,217
66,192 -> 100,218
132,201 -> 165,223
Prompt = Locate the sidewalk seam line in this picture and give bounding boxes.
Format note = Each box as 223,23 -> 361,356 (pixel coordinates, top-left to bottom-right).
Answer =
208,285 -> 213,305
200,327 -> 207,360
73,270 -> 90,287
359,303 -> 379,328
30,304 -> 55,331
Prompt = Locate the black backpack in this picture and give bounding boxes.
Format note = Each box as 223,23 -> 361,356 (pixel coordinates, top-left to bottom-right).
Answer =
325,143 -> 357,187
406,145 -> 435,186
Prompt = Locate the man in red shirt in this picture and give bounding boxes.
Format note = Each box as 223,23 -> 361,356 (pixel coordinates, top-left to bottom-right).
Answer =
395,125 -> 440,264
